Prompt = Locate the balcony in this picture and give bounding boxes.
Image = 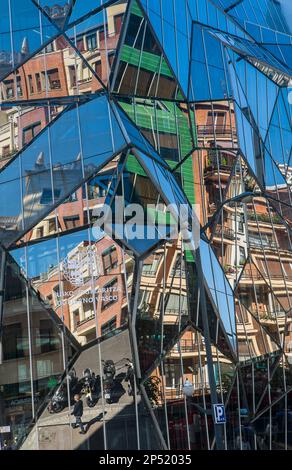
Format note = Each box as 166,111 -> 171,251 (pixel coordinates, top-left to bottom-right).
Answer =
248,239 -> 278,250
171,339 -> 205,354
247,211 -> 283,225
213,225 -> 235,241
164,308 -> 188,317
76,313 -> 95,329
197,125 -> 237,137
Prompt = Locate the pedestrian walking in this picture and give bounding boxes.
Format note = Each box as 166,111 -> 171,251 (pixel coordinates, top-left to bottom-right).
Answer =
71,394 -> 86,434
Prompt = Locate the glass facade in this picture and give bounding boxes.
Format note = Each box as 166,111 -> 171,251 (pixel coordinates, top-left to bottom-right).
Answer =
0,0 -> 291,451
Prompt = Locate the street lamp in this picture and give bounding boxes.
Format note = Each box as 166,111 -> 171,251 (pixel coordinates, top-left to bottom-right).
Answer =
182,379 -> 195,398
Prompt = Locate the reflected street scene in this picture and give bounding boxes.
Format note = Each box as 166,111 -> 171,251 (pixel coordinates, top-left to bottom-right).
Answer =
0,0 -> 292,452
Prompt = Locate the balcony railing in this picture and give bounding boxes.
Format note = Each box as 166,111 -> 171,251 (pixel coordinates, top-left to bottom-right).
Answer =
247,307 -> 286,320
170,339 -> 205,353
164,308 -> 188,316
247,211 -> 283,225
248,239 -> 278,250
76,313 -> 95,328
197,125 -> 237,136
240,269 -> 288,281
213,225 -> 235,240
205,163 -> 234,175
164,383 -> 210,400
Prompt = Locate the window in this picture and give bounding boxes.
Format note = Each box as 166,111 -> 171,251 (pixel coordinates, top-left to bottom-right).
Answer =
86,32 -> 98,50
35,72 -> 42,92
165,294 -> 188,315
206,111 -> 226,131
68,65 -> 77,88
49,218 -> 58,233
44,42 -> 54,53
164,360 -> 181,388
48,68 -> 61,90
4,79 -> 14,98
36,226 -> 44,238
63,215 -> 80,230
171,255 -> 185,277
101,316 -> 117,336
95,60 -> 102,77
40,188 -> 61,205
114,14 -> 124,34
237,214 -> 245,233
137,290 -> 151,314
2,145 -> 10,157
142,255 -> 160,276
102,246 -> 118,274
22,121 -> 42,145
16,76 -> 22,96
3,323 -> 24,360
239,247 -> 246,266
28,74 -> 34,94
101,278 -> 118,310
73,309 -> 80,329
38,319 -> 58,353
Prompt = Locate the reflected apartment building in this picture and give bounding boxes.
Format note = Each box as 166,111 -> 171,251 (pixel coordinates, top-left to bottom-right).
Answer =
1,0 -> 292,452
15,156 -> 133,344
0,2 -> 126,165
195,100 -> 292,361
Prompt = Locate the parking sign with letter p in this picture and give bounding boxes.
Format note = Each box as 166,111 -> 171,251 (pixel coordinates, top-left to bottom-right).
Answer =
213,404 -> 226,424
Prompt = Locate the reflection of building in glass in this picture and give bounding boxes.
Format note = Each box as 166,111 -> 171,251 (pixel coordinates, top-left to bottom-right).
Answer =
34,237 -> 132,344
0,0 -> 292,453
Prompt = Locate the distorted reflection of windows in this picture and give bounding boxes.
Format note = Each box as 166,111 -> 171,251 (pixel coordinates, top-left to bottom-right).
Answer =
40,188 -> 61,205
63,215 -> 80,230
86,32 -> 98,51
101,316 -> 117,336
101,277 -> 119,310
102,246 -> 118,274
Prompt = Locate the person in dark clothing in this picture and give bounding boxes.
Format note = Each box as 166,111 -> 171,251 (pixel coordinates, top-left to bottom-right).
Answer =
71,394 -> 86,434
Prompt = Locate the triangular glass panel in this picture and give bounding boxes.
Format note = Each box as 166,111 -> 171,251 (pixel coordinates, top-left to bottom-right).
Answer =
142,327 -> 236,450
211,31 -> 291,85
33,1 -> 73,29
239,352 -> 282,416
0,95 -> 127,248
118,97 -> 195,166
8,155 -> 122,246
259,29 -> 292,71
189,0 -> 246,39
0,0 -> 59,82
189,25 -> 232,102
0,251 -> 79,449
28,329 -> 150,450
67,0 -> 118,26
135,241 -> 191,376
185,258 -> 236,361
264,90 -> 292,174
235,259 -> 285,348
103,152 -> 178,257
224,47 -> 279,140
224,369 -> 254,449
112,0 -> 184,100
65,1 -> 128,89
200,239 -> 237,354
139,0 -> 192,97
0,35 -> 104,103
0,102 -> 67,170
